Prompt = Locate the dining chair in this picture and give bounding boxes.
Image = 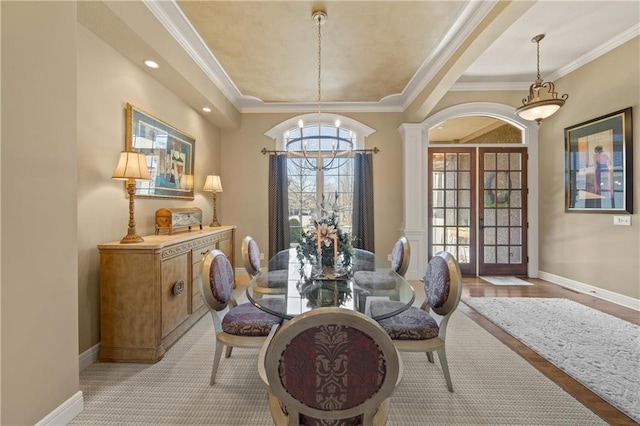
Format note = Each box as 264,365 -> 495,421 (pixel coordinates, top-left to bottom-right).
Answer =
241,235 -> 289,297
353,237 -> 410,312
258,307 -> 403,425
200,249 -> 283,385
369,250 -> 462,392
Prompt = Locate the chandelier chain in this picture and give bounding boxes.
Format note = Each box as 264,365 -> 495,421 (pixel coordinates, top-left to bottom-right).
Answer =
317,13 -> 322,120
536,38 -> 541,80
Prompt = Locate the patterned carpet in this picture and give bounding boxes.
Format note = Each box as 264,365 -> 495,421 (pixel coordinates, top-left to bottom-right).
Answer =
71,299 -> 605,425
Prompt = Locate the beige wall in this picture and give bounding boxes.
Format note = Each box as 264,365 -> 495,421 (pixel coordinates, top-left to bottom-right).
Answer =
77,24 -> 222,354
537,37 -> 639,299
1,3 -> 79,424
222,112 -> 405,266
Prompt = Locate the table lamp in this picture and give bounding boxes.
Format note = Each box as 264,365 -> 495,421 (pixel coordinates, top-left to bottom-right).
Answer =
203,174 -> 223,227
112,151 -> 151,243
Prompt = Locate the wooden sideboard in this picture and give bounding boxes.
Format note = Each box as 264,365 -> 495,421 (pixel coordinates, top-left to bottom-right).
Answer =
98,225 -> 236,363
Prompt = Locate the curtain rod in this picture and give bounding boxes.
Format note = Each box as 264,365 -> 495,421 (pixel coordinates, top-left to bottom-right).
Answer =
261,147 -> 379,155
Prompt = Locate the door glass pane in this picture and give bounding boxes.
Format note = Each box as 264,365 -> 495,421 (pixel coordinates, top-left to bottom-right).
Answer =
459,171 -> 470,189
446,172 -> 456,188
497,246 -> 509,263
510,153 -> 521,170
445,190 -> 456,207
459,227 -> 470,244
510,247 -> 522,263
497,153 -> 509,169
433,228 -> 445,244
497,228 -> 509,245
433,208 -> 444,225
445,209 -> 456,226
497,209 -> 509,226
484,228 -> 495,244
510,190 -> 522,208
510,228 -> 521,245
458,190 -> 470,208
433,154 -> 444,170
459,153 -> 471,170
458,209 -> 470,226
510,172 -> 521,189
432,172 -> 445,189
510,210 -> 521,226
484,172 -> 496,188
484,153 -> 496,170
484,247 -> 495,263
433,191 -> 444,207
484,209 -> 495,226
446,227 -> 458,243
446,154 -> 457,170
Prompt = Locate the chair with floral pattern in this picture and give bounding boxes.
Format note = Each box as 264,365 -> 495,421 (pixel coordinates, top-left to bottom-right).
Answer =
242,236 -> 289,297
200,249 -> 283,385
258,307 -> 403,425
369,250 -> 462,392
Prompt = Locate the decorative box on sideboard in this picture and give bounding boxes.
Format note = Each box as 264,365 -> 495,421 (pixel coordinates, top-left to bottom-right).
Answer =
98,225 -> 236,363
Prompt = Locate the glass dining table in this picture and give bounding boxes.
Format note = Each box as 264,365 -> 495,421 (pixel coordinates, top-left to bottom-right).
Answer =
246,248 -> 415,320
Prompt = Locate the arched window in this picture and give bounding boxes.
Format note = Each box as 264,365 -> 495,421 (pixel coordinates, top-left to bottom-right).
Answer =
266,114 -> 375,246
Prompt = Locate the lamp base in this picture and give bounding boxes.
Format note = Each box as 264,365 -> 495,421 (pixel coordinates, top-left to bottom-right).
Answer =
120,233 -> 144,244
209,221 -> 221,227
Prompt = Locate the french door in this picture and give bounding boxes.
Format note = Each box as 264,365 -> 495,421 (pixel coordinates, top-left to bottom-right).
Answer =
428,147 -> 528,276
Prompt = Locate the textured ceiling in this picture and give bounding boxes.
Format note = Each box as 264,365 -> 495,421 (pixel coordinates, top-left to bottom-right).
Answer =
177,1 -> 465,103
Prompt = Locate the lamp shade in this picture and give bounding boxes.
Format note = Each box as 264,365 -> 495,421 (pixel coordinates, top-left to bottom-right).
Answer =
112,151 -> 151,180
203,175 -> 223,192
515,100 -> 563,122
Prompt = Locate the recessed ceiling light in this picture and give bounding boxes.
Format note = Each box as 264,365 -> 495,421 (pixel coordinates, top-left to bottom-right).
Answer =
202,107 -> 212,113
144,60 -> 159,69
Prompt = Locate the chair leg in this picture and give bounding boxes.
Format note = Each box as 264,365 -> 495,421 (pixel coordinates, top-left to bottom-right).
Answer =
210,340 -> 224,385
426,351 -> 434,363
225,345 -> 233,358
436,347 -> 453,392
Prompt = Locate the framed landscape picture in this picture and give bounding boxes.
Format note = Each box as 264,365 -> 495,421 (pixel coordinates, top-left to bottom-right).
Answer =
125,103 -> 195,200
565,107 -> 633,213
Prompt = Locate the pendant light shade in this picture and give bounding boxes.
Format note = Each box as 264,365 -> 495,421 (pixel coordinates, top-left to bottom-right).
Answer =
515,34 -> 568,125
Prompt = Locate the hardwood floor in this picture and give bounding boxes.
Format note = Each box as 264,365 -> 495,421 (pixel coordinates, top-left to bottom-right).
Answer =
458,276 -> 640,425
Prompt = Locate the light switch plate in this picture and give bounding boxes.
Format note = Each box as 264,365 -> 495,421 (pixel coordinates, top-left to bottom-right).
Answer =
613,216 -> 631,226
259,252 -> 265,260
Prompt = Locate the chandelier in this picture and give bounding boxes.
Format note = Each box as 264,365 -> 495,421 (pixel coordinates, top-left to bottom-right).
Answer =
286,9 -> 353,171
515,34 -> 569,125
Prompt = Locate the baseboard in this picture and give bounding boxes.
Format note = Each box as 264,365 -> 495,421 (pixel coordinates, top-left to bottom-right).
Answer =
538,270 -> 640,311
235,267 -> 249,277
79,342 -> 101,371
35,390 -> 83,425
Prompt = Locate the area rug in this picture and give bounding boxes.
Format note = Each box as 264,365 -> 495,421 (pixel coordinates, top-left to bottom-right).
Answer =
480,276 -> 533,285
463,297 -> 640,422
70,300 -> 605,424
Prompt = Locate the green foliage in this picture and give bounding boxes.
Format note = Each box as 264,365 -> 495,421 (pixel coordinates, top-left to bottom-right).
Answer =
289,217 -> 302,243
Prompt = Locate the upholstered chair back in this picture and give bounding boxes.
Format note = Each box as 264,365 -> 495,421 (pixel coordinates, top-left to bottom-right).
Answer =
200,249 -> 235,311
423,251 -> 462,316
390,236 -> 410,277
242,236 -> 262,276
263,308 -> 401,425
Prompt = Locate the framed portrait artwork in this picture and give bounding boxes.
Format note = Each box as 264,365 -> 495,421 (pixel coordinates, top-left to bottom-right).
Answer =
565,107 -> 633,213
125,103 -> 195,200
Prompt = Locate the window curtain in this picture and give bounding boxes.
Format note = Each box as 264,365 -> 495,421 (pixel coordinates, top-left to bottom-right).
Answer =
268,153 -> 290,259
352,152 -> 374,252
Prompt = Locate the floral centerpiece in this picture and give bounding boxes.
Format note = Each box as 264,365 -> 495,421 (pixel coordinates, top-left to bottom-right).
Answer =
296,193 -> 354,276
